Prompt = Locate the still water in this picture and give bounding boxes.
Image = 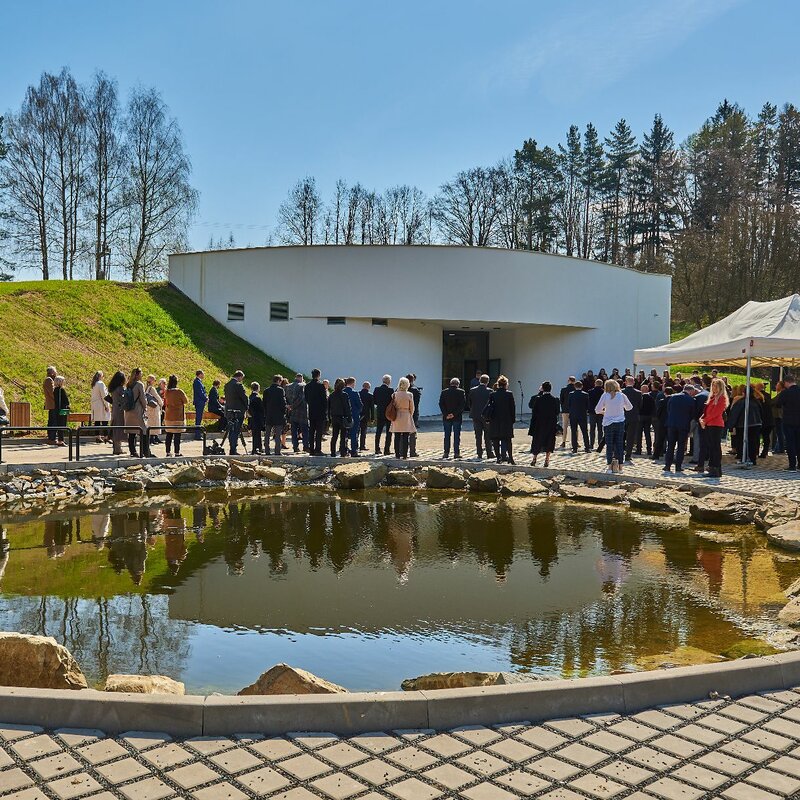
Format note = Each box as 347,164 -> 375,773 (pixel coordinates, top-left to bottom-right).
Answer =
0,489 -> 795,694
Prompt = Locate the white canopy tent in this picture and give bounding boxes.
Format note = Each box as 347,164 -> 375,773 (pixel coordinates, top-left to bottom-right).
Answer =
633,294 -> 800,466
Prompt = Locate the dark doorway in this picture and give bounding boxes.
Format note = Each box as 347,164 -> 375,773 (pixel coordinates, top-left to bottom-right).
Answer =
442,331 -> 489,389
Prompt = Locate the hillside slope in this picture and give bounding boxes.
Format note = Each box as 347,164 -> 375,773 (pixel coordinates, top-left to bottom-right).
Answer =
0,281 -> 294,425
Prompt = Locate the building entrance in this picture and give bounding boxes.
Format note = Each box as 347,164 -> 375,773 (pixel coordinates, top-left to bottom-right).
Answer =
442,331 -> 489,389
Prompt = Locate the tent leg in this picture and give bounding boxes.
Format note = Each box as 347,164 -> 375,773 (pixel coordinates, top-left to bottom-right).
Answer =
741,353 -> 753,468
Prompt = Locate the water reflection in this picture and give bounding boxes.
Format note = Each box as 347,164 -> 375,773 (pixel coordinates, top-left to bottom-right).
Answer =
0,491 -> 797,692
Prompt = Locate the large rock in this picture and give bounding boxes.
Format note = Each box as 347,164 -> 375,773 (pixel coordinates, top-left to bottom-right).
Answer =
291,466 -> 328,483
628,488 -> 691,514
170,464 -> 205,485
689,492 -> 758,524
786,577 -> 800,598
204,463 -> 229,481
229,461 -> 256,481
779,598 -> 800,626
401,671 -> 501,691
559,485 -> 627,504
255,466 -> 287,483
765,521 -> 800,552
238,663 -> 347,696
332,462 -> 387,489
0,632 -> 87,690
112,477 -> 143,493
425,466 -> 467,490
104,674 -> 185,695
145,477 -> 173,491
387,470 -> 419,487
500,475 -> 548,496
468,470 -> 501,493
755,497 -> 800,531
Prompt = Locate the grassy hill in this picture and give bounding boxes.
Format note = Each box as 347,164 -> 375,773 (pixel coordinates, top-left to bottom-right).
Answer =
0,281 -> 294,426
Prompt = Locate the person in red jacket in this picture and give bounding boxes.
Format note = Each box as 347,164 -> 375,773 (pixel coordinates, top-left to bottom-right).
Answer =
699,378 -> 729,478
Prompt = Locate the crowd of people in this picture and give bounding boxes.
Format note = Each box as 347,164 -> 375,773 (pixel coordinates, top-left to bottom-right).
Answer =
7,363 -> 798,477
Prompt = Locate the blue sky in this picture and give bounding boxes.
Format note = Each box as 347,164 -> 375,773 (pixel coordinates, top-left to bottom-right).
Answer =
2,0 -> 797,251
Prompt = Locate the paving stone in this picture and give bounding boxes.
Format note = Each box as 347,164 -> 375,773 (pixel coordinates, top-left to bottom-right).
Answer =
738,695 -> 786,713
763,690 -> 799,704
0,748 -> 13,768
455,751 -> 508,776
597,760 -> 654,786
192,781 -> 248,800
0,725 -> 43,741
583,713 -> 621,726
492,722 -> 530,735
526,755 -> 582,780
423,763 -> 477,790
657,704 -> 703,721
47,772 -> 103,800
184,736 -> 236,756
486,737 -> 539,762
419,733 -> 472,758
386,777 -> 443,800
386,745 -> 440,770
317,742 -> 370,768
545,718 -> 595,738
717,703 -> 768,724
646,776 -> 705,800
673,763 -> 727,790
722,783 -> 782,800
348,757 -> 404,786
311,772 -> 369,800
537,789 -> 586,800
208,747 -> 262,774
120,732 -> 171,751
393,728 -> 435,740
235,765 -> 291,794
279,753 -> 332,780
76,739 -> 128,765
459,782 -> 518,800
765,717 -> 800,740
287,732 -> 338,749
630,710 -> 682,731
165,762 -> 220,790
119,777 -> 174,800
649,734 -> 704,758
697,712 -> 748,735
268,789 -> 319,800
516,727 -> 568,751
141,743 -> 193,769
695,750 -> 752,776
769,754 -> 800,779
53,729 -> 104,748
720,738 -> 775,761
450,726 -> 502,746
746,767 -> 800,796
555,742 -> 608,768
583,731 -> 635,754
569,773 -> 627,798
12,735 -> 61,760
674,723 -> 725,746
96,757 -> 151,785
2,789 -> 49,800
781,706 -> 800,723
494,769 -> 551,795
608,720 -> 659,742
0,768 -> 34,794
742,728 -> 795,752
348,732 -> 400,754
625,747 -> 680,771
29,752 -> 81,780
248,737 -> 302,761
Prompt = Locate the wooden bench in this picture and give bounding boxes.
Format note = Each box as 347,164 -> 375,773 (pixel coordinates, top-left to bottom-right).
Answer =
66,413 -> 92,425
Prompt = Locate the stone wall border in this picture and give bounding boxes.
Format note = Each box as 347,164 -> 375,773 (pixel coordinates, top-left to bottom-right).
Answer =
1,652 -> 799,736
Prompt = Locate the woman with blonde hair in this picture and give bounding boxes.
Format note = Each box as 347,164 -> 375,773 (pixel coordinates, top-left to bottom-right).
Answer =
594,379 -> 632,474
90,371 -> 111,443
391,377 -> 416,459
698,377 -> 729,478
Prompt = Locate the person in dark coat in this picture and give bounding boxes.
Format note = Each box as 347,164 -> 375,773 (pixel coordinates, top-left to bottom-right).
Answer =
558,377 -> 576,448
407,374 -> 421,457
637,385 -> 655,455
489,375 -> 516,464
358,381 -> 375,452
223,371 -> 248,456
343,378 -> 363,456
622,376 -> 642,462
567,380 -> 590,453
304,369 -> 328,455
528,382 -> 560,466
439,377 -> 467,459
663,384 -> 697,473
653,385 -> 671,460
727,386 -> 763,465
262,375 -> 287,455
372,375 -> 394,455
469,375 -> 495,460
192,370 -> 208,440
328,378 -> 352,457
776,374 -> 800,470
587,379 -> 604,449
208,379 -> 226,431
756,383 -> 773,459
247,382 -> 265,454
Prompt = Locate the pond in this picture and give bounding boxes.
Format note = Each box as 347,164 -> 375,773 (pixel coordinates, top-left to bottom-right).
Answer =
0,489 -> 795,694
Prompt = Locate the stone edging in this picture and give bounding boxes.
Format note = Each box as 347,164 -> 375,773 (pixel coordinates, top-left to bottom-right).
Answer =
2,652 -> 800,737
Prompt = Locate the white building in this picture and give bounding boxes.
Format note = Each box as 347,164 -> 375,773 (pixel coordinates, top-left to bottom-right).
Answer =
168,245 -> 671,416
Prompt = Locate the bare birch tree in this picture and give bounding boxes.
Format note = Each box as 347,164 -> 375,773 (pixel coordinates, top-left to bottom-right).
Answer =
277,177 -> 320,245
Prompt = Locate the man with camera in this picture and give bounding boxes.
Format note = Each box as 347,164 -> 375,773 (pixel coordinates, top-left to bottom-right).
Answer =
223,370 -> 248,455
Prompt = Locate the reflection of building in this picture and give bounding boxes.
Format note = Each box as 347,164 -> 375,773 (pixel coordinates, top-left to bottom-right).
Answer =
169,246 -> 670,415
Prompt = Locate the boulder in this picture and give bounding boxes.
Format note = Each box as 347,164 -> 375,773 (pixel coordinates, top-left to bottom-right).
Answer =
332,462 -> 387,490
779,598 -> 800,626
145,477 -> 173,491
255,465 -> 287,483
786,577 -> 800,598
204,463 -> 229,481
765,521 -> 800,552
387,470 -> 419,487
499,475 -> 549,496
425,466 -> 467,490
559,485 -> 627,504
170,465 -> 205,486
401,671 -> 501,691
111,477 -> 143,493
238,663 -> 347,695
468,470 -> 501,493
755,497 -> 800,531
104,674 -> 185,695
689,492 -> 757,524
628,488 -> 691,514
229,461 -> 256,481
291,466 -> 328,483
0,632 -> 87,690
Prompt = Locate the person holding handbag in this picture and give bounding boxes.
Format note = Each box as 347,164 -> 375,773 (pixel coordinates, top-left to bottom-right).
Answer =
90,371 -> 111,443
145,374 -> 164,446
391,377 -> 416,459
328,378 -> 352,457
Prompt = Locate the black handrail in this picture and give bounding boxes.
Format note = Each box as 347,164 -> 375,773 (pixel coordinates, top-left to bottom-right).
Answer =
0,426 -> 73,464
74,424 -> 205,461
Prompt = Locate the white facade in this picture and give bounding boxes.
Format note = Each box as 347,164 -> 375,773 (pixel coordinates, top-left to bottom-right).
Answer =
168,245 -> 671,416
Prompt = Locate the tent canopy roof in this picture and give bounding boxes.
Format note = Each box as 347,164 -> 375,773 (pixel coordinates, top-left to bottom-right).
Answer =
634,294 -> 800,367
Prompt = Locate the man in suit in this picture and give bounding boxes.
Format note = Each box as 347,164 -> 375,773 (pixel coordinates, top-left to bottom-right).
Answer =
664,384 -> 698,473
358,381 -> 375,451
223,371 -> 248,455
284,373 -> 309,453
567,380 -> 590,453
193,370 -> 208,440
247,382 -> 265,454
637,384 -> 655,455
208,379 -> 227,432
558,377 -> 576,448
776,374 -> 800,471
469,374 -> 495,460
373,375 -> 393,455
304,369 -> 328,456
407,373 -> 421,457
263,375 -> 287,455
439,377 -> 467,459
587,378 -> 604,450
469,370 -> 482,391
622,376 -> 642,463
344,377 -> 362,457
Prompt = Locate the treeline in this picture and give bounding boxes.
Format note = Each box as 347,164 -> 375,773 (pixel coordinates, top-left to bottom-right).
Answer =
0,68 -> 196,281
277,101 -> 800,322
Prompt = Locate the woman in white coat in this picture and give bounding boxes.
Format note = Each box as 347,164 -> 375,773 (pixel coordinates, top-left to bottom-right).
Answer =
90,371 -> 111,443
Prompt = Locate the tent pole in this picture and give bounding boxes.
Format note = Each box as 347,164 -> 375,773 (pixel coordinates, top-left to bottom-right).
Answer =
742,349 -> 752,467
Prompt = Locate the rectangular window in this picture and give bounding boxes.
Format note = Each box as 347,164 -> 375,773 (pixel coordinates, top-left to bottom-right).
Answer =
371,318 -> 388,327
327,317 -> 346,325
270,301 -> 289,321
227,302 -> 245,321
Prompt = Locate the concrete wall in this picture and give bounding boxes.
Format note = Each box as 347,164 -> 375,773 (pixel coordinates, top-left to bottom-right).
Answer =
169,246 -> 671,415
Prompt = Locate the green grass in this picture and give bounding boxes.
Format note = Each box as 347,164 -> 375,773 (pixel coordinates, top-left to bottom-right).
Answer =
0,281 -> 294,426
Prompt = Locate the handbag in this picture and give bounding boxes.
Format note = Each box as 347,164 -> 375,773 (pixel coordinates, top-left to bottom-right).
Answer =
481,396 -> 495,424
385,397 -> 398,422
342,416 -> 353,430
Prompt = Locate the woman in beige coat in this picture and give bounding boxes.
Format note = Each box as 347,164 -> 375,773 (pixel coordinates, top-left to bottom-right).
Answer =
391,377 -> 416,459
123,367 -> 149,457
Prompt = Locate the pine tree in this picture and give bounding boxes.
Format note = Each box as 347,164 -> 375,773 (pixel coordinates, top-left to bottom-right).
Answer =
558,125 -> 582,256
580,123 -> 604,259
602,119 -> 636,264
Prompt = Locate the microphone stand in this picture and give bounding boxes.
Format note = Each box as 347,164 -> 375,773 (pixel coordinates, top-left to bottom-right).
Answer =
518,380 -> 524,415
